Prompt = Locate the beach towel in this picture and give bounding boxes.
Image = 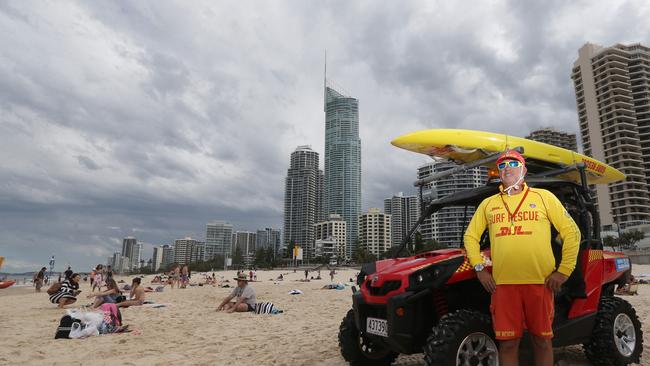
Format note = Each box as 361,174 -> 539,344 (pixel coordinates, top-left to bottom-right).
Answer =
141,303 -> 172,308
254,301 -> 283,315
288,289 -> 303,295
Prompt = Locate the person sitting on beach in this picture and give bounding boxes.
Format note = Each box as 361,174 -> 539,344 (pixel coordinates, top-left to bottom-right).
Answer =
87,278 -> 121,308
216,274 -> 257,313
50,273 -> 82,309
117,277 -> 146,308
34,267 -> 47,293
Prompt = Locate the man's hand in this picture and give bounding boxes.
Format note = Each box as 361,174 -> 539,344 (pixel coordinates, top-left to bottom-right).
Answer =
545,271 -> 568,292
476,270 -> 496,293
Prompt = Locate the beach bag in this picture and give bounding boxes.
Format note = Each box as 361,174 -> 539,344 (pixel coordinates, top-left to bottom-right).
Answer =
54,315 -> 81,339
47,282 -> 61,295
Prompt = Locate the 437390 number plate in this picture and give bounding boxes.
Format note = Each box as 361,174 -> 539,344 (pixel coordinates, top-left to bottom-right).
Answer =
366,317 -> 388,337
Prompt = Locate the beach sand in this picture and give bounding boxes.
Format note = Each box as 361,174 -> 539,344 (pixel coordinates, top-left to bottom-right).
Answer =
0,266 -> 648,366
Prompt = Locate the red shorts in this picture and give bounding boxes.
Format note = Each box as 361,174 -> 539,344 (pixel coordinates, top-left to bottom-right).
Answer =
490,284 -> 554,340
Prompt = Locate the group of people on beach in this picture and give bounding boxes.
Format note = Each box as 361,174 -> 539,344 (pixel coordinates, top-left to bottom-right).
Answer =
44,263 -> 145,310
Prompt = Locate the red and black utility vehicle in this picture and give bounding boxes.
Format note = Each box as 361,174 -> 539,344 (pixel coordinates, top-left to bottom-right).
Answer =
339,159 -> 642,366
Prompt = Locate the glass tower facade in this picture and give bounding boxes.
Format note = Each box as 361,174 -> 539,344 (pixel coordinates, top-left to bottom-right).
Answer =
324,86 -> 361,259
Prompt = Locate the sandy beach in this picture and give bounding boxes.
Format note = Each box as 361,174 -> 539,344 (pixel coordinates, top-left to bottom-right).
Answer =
0,266 -> 648,366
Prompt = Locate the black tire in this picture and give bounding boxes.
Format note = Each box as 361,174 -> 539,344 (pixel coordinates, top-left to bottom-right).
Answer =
424,309 -> 499,366
584,296 -> 643,366
338,309 -> 399,366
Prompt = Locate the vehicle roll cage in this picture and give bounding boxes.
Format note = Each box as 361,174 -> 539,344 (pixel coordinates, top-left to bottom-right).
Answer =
393,146 -> 599,258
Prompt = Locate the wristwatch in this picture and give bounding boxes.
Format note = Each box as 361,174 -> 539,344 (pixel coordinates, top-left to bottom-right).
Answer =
473,264 -> 485,272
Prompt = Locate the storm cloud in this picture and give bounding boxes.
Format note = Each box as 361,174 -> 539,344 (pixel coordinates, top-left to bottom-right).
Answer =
1,0 -> 649,272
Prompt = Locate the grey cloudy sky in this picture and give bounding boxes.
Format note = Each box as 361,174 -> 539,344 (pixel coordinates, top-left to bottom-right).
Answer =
1,1 -> 649,272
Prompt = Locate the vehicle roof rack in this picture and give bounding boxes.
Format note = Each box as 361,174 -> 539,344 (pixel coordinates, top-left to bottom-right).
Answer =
413,146 -> 524,187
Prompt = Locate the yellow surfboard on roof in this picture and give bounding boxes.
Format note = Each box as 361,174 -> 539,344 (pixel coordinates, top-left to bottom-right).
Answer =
391,129 -> 625,185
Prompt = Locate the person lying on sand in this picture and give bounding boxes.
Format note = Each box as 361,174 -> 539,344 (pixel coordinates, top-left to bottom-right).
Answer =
117,278 -> 146,308
216,274 -> 256,313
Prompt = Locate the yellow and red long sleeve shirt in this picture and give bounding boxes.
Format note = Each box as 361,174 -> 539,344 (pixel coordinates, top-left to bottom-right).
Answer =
463,183 -> 581,285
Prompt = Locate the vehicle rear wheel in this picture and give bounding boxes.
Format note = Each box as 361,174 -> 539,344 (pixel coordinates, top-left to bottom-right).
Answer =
338,309 -> 398,366
424,309 -> 499,366
584,296 -> 643,366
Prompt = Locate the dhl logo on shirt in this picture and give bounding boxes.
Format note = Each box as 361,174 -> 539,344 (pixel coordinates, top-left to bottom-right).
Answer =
495,225 -> 532,237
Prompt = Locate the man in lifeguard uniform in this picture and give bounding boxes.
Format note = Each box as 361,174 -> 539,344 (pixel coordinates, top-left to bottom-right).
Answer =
464,150 -> 580,366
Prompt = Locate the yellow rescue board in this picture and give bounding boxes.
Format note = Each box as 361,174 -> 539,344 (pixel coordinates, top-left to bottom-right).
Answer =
391,129 -> 625,185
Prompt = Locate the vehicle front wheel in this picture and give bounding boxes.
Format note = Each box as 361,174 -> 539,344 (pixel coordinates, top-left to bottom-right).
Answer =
584,296 -> 643,366
424,309 -> 499,366
338,309 -> 398,366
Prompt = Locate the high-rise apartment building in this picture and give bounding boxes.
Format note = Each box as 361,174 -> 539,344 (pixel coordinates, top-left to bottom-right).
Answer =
571,42 -> 650,229
133,242 -> 143,269
283,146 -> 322,260
173,237 -> 199,264
191,241 -> 206,263
418,160 -> 487,246
526,128 -> 578,151
205,221 -> 233,260
256,228 -> 282,259
161,244 -> 174,268
358,208 -> 391,256
384,193 -> 420,248
121,237 -> 137,270
152,246 -> 163,272
314,214 -> 347,260
232,231 -> 257,256
324,84 -> 361,259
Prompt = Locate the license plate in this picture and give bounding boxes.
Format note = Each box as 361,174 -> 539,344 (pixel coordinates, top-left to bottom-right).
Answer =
366,317 -> 388,337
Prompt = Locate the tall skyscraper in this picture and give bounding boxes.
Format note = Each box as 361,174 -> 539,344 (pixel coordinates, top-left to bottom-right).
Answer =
324,83 -> 361,259
152,246 -> 163,272
526,128 -> 578,151
314,214 -> 347,260
418,160 -> 487,246
174,237 -> 200,264
161,244 -> 174,268
384,193 -> 420,247
358,208 -> 391,256
571,42 -> 650,230
133,242 -> 143,269
121,237 -> 137,270
256,228 -> 282,259
283,146 -> 322,260
205,221 -> 234,260
232,231 -> 257,256
191,241 -> 206,263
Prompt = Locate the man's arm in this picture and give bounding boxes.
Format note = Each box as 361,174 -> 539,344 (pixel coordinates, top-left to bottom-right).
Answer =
227,296 -> 245,313
463,199 -> 489,267
545,193 -> 581,276
464,199 -> 497,293
543,192 -> 581,292
217,294 -> 234,310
